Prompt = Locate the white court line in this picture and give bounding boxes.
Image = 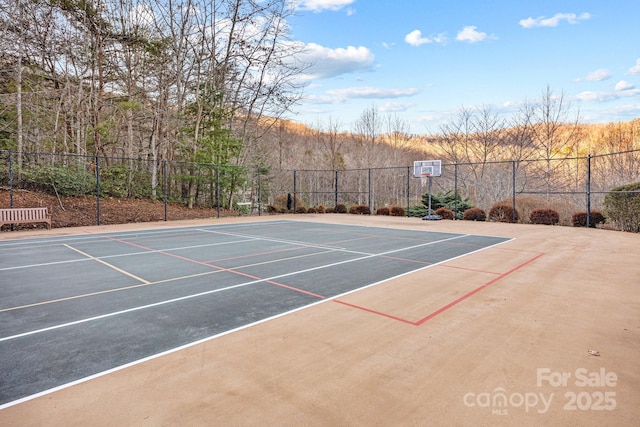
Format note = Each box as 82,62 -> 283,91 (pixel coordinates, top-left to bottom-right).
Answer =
0,234 -> 514,411
0,220 -> 282,247
197,227 -> 444,258
0,237 -> 259,272
64,244 -> 150,285
0,234 -> 468,343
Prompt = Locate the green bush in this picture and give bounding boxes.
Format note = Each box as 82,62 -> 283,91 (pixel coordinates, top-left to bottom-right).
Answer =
376,206 -> 390,216
530,208 -> 560,225
463,207 -> 486,221
408,205 -> 427,217
21,164 -> 95,196
423,190 -> 473,219
349,204 -> 371,215
572,211 -> 605,228
488,204 -> 519,223
604,182 -> 640,232
99,165 -> 152,198
435,207 -> 454,220
335,204 -> 347,213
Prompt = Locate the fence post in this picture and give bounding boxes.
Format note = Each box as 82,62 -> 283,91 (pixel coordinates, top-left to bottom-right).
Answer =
454,163 -> 458,220
216,165 -> 220,219
257,166 -> 262,216
586,154 -> 591,228
334,170 -> 339,211
368,168 -> 372,214
163,160 -> 167,221
95,155 -> 101,226
293,169 -> 297,213
9,151 -> 13,209
512,161 -> 517,223
406,166 -> 410,217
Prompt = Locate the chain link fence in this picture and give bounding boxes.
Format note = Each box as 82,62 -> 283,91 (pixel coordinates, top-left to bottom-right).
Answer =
1,149 -> 639,228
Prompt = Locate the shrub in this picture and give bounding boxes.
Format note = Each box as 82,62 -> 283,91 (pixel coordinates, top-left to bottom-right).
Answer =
488,204 -> 520,223
491,196 -> 574,225
389,205 -> 406,216
349,204 -> 371,215
22,164 -> 95,196
530,208 -> 560,225
408,205 -> 427,217
266,205 -> 278,214
376,206 -> 390,216
100,165 -> 152,198
423,190 -> 473,219
572,211 -> 605,228
273,193 -> 305,212
316,205 -> 326,214
295,206 -> 307,214
463,207 -> 486,221
604,182 -> 640,232
335,204 -> 347,213
307,207 -> 317,213
435,207 -> 454,220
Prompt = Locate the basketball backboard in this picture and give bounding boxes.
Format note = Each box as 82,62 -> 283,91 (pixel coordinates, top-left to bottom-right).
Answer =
413,160 -> 441,178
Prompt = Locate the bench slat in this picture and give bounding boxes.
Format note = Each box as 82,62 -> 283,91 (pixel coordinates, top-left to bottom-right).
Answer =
0,208 -> 51,229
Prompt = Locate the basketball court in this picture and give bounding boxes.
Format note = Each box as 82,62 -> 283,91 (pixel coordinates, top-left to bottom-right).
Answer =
0,215 -> 638,426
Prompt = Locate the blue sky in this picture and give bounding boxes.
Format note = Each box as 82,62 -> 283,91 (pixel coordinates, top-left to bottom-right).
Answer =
285,0 -> 640,133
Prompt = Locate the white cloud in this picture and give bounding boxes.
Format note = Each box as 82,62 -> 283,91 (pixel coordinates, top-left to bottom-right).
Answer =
615,80 -> 635,91
325,86 -> 420,100
404,30 -> 447,46
455,26 -> 494,43
380,101 -> 414,113
296,43 -> 375,81
519,12 -> 591,28
295,0 -> 355,12
575,88 -> 640,102
581,69 -> 611,81
629,58 -> 640,75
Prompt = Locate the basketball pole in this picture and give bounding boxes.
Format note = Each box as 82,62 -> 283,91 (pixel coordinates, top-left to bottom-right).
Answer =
427,175 -> 432,216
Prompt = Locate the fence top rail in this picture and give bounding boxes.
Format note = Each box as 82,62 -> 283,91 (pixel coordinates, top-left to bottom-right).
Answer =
2,148 -> 639,172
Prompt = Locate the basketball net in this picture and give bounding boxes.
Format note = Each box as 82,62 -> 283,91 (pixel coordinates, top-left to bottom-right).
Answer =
420,173 -> 431,187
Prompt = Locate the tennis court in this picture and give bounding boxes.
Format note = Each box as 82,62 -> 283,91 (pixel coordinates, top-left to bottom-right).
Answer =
1,220 -> 513,406
0,216 -> 638,426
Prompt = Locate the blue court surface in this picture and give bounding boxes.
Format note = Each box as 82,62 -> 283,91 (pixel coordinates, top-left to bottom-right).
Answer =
0,220 -> 510,406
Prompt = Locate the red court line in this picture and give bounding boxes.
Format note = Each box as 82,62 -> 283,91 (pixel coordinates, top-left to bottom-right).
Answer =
333,300 -> 417,325
376,254 -> 504,276
97,234 -> 326,299
414,252 -> 544,325
334,252 -> 544,326
206,245 -> 304,263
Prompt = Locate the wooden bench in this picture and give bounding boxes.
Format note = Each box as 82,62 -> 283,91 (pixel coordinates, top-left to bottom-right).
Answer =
0,207 -> 52,229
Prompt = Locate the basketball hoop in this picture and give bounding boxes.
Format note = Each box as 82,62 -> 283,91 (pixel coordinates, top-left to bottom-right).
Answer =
420,173 -> 431,187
